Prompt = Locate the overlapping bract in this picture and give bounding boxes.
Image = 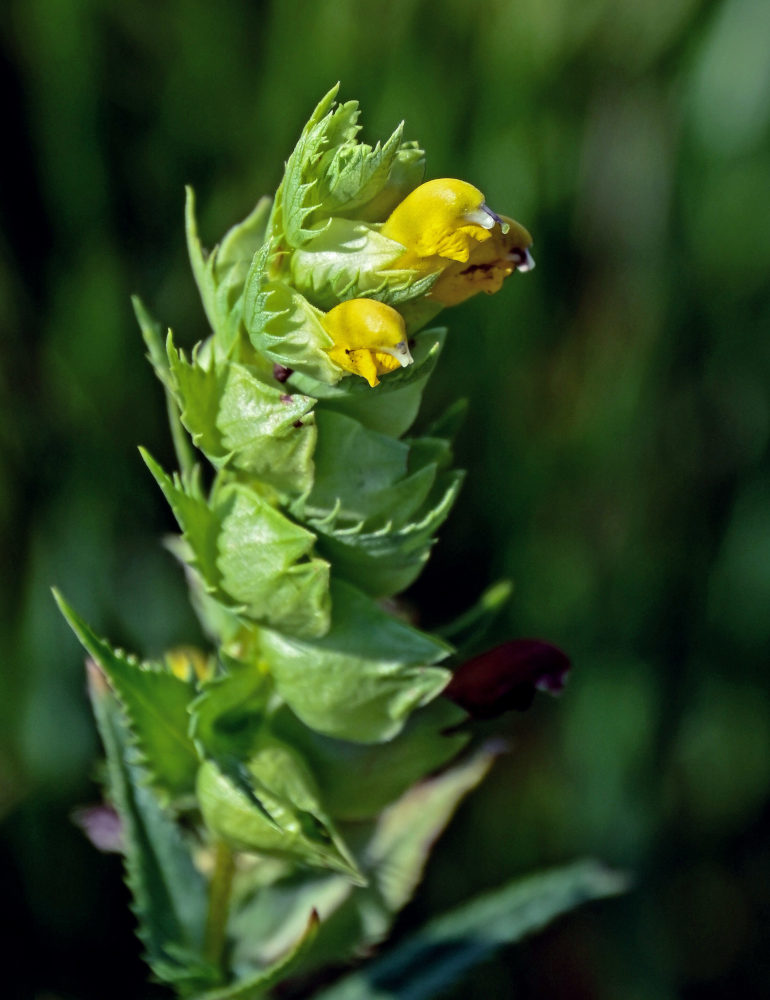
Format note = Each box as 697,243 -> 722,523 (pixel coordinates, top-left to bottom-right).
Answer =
61,87 -> 535,993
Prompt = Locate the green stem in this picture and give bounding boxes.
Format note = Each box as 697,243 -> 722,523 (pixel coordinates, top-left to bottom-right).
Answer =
204,840 -> 236,970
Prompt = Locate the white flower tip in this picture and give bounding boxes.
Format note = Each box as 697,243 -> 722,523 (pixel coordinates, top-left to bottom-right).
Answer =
507,247 -> 536,272
378,340 -> 413,367
519,248 -> 536,272
464,202 -> 502,231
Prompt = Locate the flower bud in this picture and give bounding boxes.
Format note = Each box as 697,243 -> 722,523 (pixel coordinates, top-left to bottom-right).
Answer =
322,298 -> 413,387
444,639 -> 571,718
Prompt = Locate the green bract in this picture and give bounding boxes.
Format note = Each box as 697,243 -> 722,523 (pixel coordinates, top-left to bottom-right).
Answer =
57,86 -> 568,998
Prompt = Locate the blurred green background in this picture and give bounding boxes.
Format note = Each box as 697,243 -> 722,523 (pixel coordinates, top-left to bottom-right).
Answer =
2,0 -> 769,996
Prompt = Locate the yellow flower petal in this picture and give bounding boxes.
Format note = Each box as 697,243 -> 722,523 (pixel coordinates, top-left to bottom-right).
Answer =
382,178 -> 500,271
165,646 -> 213,682
429,215 -> 534,306
381,178 -> 534,306
322,299 -> 412,387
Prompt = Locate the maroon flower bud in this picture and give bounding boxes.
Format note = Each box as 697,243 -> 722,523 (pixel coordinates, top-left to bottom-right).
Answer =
444,639 -> 571,719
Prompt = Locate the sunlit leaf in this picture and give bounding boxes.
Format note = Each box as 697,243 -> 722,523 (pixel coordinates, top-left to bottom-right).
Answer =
55,593 -> 199,800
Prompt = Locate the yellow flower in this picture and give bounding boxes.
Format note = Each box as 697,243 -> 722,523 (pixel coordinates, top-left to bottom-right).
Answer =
381,178 -> 534,306
430,214 -> 534,306
322,298 -> 413,387
165,646 -> 213,682
381,178 -> 500,271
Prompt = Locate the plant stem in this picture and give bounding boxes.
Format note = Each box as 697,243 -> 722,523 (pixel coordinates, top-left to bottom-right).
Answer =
204,840 -> 235,970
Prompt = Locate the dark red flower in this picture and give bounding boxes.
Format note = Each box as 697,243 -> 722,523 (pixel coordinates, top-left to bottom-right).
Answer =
444,639 -> 571,719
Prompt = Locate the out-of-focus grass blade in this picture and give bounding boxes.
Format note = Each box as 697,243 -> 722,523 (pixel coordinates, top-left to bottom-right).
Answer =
315,859 -> 628,1000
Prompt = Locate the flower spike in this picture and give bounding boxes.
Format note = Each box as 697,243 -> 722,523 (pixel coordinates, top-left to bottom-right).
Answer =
56,89 -> 577,1000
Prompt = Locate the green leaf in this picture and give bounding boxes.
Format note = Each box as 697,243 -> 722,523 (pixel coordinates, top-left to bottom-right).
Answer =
315,860 -> 629,1000
185,188 -> 272,358
197,741 -> 364,883
215,367 -> 315,495
228,873 -> 352,986
84,659 -> 213,993
166,334 -> 223,458
313,470 -> 463,598
166,335 -> 317,495
290,218 -> 436,313
242,266 -> 344,385
424,397 -> 468,440
190,658 -> 271,761
299,410 -> 436,530
362,745 -> 497,914
186,186 -> 225,339
274,85 -> 341,248
274,87 -> 425,249
226,744 -> 493,983
259,579 -> 451,742
166,544 -> 246,646
313,116 -> 405,220
354,141 -> 426,223
289,328 -> 446,438
272,698 -> 468,821
214,482 -> 330,637
142,452 -> 331,639
133,296 -> 197,479
55,593 -> 199,800
192,909 -> 319,1000
216,197 -> 272,277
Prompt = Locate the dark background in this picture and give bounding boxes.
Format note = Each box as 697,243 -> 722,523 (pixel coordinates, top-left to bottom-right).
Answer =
2,0 -> 770,997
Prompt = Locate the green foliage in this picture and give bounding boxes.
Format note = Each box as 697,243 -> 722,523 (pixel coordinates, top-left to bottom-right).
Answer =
85,660 -> 214,995
289,219 -> 438,313
196,751 -> 363,881
191,910 -> 319,1000
142,451 -> 332,639
7,4 -> 769,999
166,334 -> 317,495
270,85 -> 423,251
315,860 -> 628,1000
271,698 -> 467,821
259,579 -> 451,742
190,658 -> 271,761
227,745 -> 496,981
301,410 -> 434,526
242,267 -> 344,384
313,109 -> 405,218
51,83 -> 619,1000
55,592 -> 199,802
185,188 -> 272,357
